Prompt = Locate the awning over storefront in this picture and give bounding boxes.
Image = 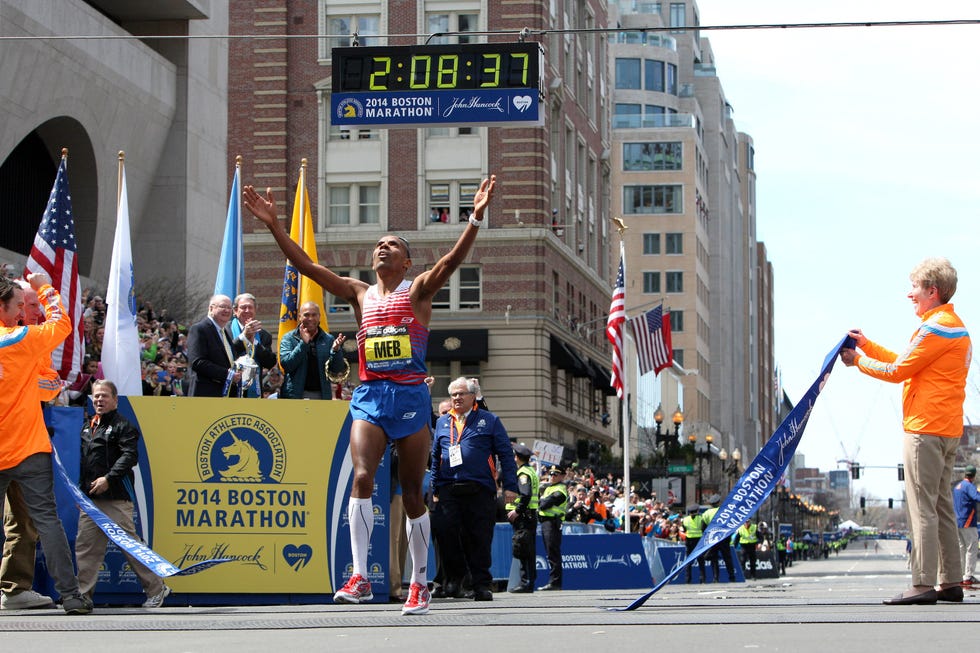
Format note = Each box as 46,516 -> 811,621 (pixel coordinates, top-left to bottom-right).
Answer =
550,335 -> 590,377
334,329 -> 489,363
427,329 -> 489,361
589,359 -> 616,396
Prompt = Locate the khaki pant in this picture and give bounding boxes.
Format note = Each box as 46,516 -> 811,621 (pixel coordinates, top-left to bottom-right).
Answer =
389,494 -> 407,597
904,432 -> 961,586
957,526 -> 978,581
1,481 -> 38,595
75,499 -> 164,598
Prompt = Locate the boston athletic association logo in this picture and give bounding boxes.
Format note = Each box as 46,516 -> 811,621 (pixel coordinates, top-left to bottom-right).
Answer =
197,414 -> 286,483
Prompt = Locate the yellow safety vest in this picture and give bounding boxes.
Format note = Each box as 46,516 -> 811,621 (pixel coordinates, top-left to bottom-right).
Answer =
538,482 -> 568,519
506,464 -> 539,511
682,514 -> 703,538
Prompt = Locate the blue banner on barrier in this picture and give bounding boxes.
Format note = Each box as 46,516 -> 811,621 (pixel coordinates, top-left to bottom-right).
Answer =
615,335 -> 853,610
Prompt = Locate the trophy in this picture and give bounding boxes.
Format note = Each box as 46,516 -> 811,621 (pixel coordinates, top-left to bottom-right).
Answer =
234,355 -> 259,398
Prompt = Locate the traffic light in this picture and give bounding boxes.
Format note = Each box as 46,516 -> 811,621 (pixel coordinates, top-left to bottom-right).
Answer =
888,498 -> 894,509
851,464 -> 861,480
860,497 -> 866,509
898,464 -> 905,481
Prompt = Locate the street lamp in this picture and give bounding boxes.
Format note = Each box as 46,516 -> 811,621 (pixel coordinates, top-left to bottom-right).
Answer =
653,404 -> 683,461
718,448 -> 742,492
689,433 -> 713,503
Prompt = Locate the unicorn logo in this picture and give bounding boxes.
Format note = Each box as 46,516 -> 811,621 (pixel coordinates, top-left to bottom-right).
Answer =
196,414 -> 286,483
219,431 -> 263,482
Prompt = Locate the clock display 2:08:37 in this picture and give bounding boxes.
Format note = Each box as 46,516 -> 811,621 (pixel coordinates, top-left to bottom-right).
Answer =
334,44 -> 540,92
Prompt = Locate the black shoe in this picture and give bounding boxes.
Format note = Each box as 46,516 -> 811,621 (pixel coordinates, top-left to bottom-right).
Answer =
937,586 -> 964,603
508,584 -> 533,594
444,581 -> 463,598
882,589 -> 937,605
473,588 -> 493,601
537,583 -> 561,591
431,586 -> 448,599
62,593 -> 93,615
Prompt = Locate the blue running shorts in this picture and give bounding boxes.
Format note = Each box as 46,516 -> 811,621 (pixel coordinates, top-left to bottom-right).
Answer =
349,380 -> 432,440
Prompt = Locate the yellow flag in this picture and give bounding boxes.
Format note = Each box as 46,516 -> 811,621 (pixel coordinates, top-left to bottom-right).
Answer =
277,161 -> 326,354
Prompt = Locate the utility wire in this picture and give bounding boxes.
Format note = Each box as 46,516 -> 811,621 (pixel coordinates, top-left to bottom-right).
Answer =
2,18 -> 979,42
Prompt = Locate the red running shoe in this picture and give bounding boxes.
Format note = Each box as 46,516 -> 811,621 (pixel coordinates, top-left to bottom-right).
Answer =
334,574 -> 373,604
401,582 -> 431,615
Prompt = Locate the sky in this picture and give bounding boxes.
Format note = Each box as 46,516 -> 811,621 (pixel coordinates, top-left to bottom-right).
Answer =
693,1 -> 980,504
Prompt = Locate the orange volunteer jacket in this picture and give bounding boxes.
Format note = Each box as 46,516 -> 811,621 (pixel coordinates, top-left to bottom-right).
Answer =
855,303 -> 971,437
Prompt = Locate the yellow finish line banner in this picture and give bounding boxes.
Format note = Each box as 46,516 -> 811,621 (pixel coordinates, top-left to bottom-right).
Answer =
129,397 -> 350,594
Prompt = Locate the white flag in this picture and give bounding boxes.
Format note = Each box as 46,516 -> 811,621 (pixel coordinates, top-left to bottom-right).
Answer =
102,162 -> 142,396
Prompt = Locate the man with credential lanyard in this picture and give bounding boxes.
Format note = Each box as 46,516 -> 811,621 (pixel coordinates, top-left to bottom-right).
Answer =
431,377 -> 518,601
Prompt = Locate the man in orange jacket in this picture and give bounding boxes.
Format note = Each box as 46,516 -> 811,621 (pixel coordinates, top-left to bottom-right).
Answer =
841,257 -> 971,606
0,273 -> 92,614
0,278 -> 60,610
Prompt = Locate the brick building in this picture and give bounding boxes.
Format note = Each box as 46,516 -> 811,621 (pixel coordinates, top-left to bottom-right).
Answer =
231,2 -> 618,454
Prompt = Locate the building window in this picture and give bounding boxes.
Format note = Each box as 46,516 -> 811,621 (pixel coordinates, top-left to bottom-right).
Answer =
428,361 -> 482,406
673,348 -> 684,367
669,3 -> 685,33
642,233 -> 660,255
329,125 -> 378,141
669,310 -> 683,332
329,269 -> 374,312
615,58 -> 641,89
426,11 -> 478,44
644,60 -> 664,92
325,9 -> 381,53
665,271 -> 683,293
431,265 -> 481,310
326,183 -> 381,226
666,63 -> 678,95
428,181 -> 479,224
624,142 -> 682,171
623,185 -> 682,214
643,271 -> 661,294
665,232 -> 683,254
426,126 -> 474,137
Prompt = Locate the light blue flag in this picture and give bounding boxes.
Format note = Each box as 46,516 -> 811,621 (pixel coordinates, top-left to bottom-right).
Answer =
214,162 -> 244,298
612,334 -> 856,610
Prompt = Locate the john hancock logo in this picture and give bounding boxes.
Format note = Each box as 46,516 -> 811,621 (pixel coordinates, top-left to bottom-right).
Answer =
197,414 -> 286,483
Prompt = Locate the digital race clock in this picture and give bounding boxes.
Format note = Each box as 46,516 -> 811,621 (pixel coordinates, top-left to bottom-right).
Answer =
331,42 -> 542,128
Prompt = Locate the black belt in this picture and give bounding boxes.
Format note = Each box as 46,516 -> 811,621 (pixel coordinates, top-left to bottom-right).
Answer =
444,481 -> 487,495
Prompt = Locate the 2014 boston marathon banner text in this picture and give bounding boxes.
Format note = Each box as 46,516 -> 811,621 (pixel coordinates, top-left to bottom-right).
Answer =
613,335 -> 855,611
45,396 -> 389,600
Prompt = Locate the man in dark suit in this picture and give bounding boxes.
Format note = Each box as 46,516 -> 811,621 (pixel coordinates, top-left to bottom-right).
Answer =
230,293 -> 277,397
187,294 -> 245,397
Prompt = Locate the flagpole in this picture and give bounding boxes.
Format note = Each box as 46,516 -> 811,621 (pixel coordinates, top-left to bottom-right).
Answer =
297,158 -> 307,296
613,224 -> 631,534
117,150 -> 124,208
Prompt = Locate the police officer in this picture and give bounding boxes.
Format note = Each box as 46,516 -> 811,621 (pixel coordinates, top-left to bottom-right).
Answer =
507,444 -> 538,593
681,504 -> 707,583
702,494 -> 738,582
737,517 -> 759,580
537,464 -> 568,591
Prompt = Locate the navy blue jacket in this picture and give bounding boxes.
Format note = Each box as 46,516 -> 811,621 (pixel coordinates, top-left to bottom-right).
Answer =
431,408 -> 518,494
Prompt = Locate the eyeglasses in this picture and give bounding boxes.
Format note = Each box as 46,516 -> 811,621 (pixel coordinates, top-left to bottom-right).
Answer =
450,391 -> 474,398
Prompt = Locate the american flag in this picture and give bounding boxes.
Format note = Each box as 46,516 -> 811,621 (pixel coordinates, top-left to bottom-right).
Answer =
25,154 -> 83,383
606,249 -> 626,399
629,304 -> 673,376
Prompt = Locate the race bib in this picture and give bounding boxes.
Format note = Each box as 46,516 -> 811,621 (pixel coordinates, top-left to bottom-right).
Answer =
364,325 -> 412,371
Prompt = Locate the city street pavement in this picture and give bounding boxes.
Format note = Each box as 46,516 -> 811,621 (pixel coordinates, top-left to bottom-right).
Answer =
2,538 -> 978,652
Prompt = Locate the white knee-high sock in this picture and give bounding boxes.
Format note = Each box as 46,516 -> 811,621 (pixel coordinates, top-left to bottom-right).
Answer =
348,497 -> 374,577
406,511 -> 431,586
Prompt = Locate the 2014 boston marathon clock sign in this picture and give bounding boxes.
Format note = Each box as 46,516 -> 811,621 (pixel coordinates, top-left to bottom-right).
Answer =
331,42 -> 542,128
